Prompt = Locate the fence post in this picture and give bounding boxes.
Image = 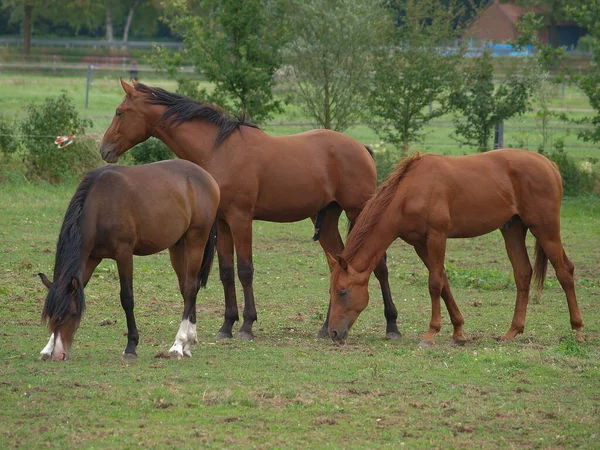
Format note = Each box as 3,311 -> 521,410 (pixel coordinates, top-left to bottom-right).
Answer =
85,64 -> 93,109
494,121 -> 504,149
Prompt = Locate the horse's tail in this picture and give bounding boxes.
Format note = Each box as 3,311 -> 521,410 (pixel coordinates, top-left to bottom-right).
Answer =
198,218 -> 218,288
42,169 -> 102,327
533,238 -> 548,298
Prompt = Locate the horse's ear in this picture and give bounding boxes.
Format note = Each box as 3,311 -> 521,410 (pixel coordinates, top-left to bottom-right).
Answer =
336,255 -> 349,272
131,77 -> 138,86
326,252 -> 337,267
120,77 -> 135,96
38,273 -> 53,290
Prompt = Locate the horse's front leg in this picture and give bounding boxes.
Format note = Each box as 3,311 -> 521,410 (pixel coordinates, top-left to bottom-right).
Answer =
229,217 -> 256,341
216,219 -> 239,340
116,252 -> 138,359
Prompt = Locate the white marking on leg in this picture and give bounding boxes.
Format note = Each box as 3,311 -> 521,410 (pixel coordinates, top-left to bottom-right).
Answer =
40,333 -> 55,360
169,319 -> 195,359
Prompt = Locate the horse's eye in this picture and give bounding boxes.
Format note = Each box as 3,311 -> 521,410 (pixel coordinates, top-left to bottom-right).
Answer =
339,289 -> 348,297
115,110 -> 122,117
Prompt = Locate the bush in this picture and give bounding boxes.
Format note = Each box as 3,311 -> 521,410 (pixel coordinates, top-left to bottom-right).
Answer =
542,141 -> 598,196
20,92 -> 98,182
129,138 -> 174,164
0,115 -> 21,159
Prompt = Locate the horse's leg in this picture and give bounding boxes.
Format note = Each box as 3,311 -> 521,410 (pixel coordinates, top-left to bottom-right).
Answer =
440,271 -> 466,344
531,226 -> 584,341
413,234 -> 448,346
168,232 -> 207,359
501,220 -> 533,341
115,251 -> 138,358
216,219 -> 239,340
311,208 -> 344,339
227,217 -> 256,341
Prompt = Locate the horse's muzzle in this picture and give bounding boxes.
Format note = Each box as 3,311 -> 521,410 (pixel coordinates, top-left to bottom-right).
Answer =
330,328 -> 348,342
99,143 -> 119,163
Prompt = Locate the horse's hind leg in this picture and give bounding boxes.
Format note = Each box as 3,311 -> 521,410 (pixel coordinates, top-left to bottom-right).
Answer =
530,225 -> 584,341
216,219 -> 240,340
115,250 -> 139,358
168,231 -> 208,359
311,207 -> 345,338
501,219 -> 533,341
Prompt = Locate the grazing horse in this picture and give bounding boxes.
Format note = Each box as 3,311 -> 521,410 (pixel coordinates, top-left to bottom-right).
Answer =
39,160 -> 219,361
327,150 -> 584,344
99,79 -> 400,341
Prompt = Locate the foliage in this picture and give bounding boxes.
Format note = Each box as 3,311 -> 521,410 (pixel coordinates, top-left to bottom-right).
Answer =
449,51 -> 539,152
368,0 -> 469,155
284,0 -> 387,131
129,137 -> 174,164
153,0 -> 289,124
542,140 -> 598,196
0,114 -> 21,159
19,92 -> 99,182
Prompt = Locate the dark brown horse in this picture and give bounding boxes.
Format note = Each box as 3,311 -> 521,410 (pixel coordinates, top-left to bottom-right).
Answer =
327,150 -> 584,344
99,79 -> 400,341
39,160 -> 219,361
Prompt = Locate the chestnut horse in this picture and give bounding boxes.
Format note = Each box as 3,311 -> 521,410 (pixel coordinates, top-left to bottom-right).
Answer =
327,150 -> 584,344
39,160 -> 219,360
99,79 -> 400,341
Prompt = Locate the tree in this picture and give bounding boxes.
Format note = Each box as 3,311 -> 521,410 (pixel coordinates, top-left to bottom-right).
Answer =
284,0 -> 387,131
517,0 -> 570,48
449,51 -> 539,152
368,0 -> 468,155
152,0 -> 289,124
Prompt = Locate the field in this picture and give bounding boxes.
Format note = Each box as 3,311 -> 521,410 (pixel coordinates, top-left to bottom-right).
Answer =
1,71 -> 600,448
0,72 -> 598,162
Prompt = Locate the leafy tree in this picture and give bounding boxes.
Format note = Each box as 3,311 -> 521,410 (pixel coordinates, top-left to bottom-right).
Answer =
449,51 -> 540,152
517,0 -> 570,48
152,0 -> 289,124
368,0 -> 469,155
284,0 -> 387,131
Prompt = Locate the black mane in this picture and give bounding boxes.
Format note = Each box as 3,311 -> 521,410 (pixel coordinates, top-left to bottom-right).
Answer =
42,169 -> 102,326
134,82 -> 259,147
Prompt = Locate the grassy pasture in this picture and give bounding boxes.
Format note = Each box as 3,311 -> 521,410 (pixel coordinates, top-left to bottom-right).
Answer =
0,182 -> 599,448
0,73 -> 598,161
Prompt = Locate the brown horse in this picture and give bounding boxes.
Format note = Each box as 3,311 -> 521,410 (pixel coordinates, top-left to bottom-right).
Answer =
327,150 -> 584,344
99,79 -> 400,341
39,159 -> 219,361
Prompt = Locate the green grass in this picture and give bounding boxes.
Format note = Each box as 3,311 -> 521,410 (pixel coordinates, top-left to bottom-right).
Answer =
1,183 -> 599,448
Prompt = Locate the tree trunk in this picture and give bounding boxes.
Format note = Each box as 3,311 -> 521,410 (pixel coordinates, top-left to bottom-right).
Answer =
123,0 -> 141,44
23,4 -> 33,56
106,7 -> 114,41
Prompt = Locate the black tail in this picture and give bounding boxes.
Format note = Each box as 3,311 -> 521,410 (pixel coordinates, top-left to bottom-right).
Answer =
198,218 -> 218,288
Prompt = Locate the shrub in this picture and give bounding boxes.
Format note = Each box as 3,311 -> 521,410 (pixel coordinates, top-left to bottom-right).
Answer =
129,138 -> 174,164
0,115 -> 21,160
542,141 -> 598,196
20,93 -> 97,182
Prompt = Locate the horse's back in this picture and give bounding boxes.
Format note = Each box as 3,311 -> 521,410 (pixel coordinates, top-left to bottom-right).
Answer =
83,160 -> 219,256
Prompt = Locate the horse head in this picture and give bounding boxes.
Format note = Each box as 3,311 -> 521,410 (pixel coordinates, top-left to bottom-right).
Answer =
327,254 -> 370,342
100,78 -> 153,163
39,273 -> 83,361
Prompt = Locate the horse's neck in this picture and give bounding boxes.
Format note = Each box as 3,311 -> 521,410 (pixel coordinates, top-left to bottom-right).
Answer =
346,216 -> 399,275
153,121 -> 219,164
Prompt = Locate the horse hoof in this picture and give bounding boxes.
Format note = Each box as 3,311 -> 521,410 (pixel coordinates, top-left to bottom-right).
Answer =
452,338 -> 467,346
386,332 -> 402,340
122,352 -> 138,360
575,331 -> 584,342
238,331 -> 254,341
39,352 -> 52,361
316,328 -> 329,339
215,331 -> 233,340
419,339 -> 434,348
